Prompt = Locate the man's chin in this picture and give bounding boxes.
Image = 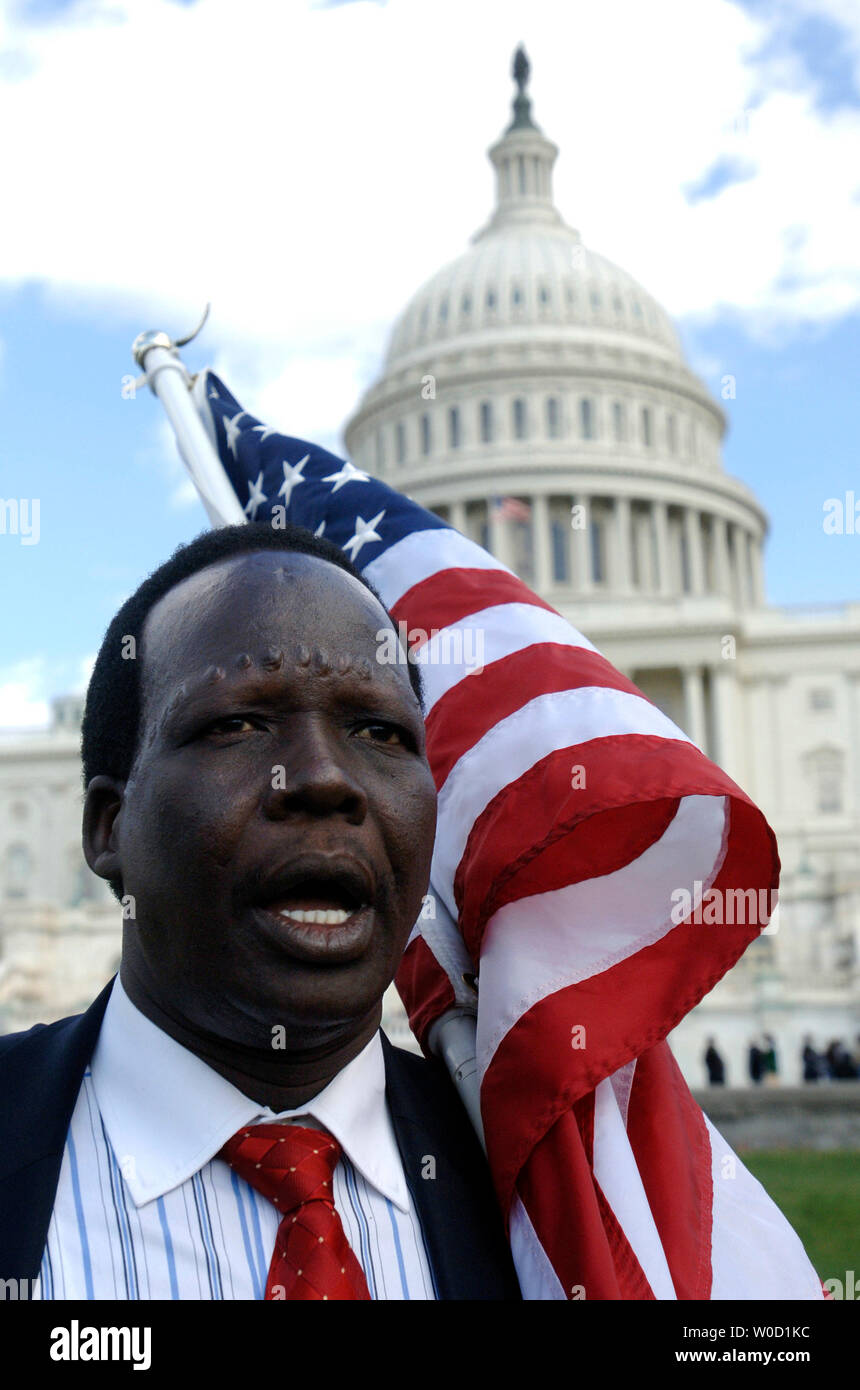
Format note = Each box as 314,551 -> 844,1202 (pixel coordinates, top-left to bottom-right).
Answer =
211,961 -> 391,1046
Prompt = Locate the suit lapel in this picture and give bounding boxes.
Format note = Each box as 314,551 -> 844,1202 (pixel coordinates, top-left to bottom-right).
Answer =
381,1032 -> 521,1300
0,979 -> 114,1281
0,989 -> 521,1297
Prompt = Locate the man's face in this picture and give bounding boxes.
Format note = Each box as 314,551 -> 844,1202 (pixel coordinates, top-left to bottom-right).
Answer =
109,550 -> 437,1049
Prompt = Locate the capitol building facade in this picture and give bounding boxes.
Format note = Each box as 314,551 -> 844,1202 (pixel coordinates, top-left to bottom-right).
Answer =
1,53 -> 859,1086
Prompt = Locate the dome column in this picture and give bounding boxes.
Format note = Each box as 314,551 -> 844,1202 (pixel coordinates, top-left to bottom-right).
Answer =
487,500 -> 512,570
749,533 -> 766,607
712,515 -> 732,596
711,661 -> 742,781
682,665 -> 707,751
532,493 -> 552,592
728,524 -> 747,608
571,493 -> 592,593
652,500 -> 672,596
611,496 -> 633,592
684,508 -> 706,595
450,499 -> 468,537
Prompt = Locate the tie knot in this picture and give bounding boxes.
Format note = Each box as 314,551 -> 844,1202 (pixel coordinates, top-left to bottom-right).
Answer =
219,1123 -> 341,1214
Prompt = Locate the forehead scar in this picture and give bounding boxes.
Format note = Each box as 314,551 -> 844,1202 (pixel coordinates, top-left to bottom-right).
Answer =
161,644 -> 375,717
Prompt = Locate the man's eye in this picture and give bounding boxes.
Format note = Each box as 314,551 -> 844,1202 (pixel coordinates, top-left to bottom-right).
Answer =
355,721 -> 409,747
203,716 -> 260,736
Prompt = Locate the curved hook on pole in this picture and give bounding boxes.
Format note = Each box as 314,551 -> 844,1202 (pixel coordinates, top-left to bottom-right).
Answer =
131,303 -> 211,372
174,301 -> 211,349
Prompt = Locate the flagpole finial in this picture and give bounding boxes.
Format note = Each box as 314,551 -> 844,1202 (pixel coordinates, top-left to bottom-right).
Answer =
131,303 -> 211,369
132,328 -> 174,369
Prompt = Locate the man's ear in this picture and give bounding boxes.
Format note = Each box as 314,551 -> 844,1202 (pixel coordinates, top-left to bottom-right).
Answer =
82,775 -> 126,884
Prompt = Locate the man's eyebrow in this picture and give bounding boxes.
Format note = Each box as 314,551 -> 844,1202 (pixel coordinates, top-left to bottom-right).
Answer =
156,650 -> 413,723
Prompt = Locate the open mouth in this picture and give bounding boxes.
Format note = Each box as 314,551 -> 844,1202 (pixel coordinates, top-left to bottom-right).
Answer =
250,866 -> 377,964
263,876 -> 368,926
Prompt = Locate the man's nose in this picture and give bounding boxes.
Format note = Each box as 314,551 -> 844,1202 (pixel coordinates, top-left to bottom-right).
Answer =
260,718 -> 368,823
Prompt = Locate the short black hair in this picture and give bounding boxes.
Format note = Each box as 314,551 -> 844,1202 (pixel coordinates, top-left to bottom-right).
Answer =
81,521 -> 422,795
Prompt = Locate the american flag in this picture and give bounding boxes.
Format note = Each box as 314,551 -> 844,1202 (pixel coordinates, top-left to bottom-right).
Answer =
184,368 -> 823,1300
491,495 -> 532,523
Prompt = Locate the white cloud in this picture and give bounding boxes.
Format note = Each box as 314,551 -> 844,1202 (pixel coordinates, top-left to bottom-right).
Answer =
0,0 -> 855,384
0,657 -> 50,729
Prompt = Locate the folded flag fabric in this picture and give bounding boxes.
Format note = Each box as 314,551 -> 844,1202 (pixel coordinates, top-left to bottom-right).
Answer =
185,368 -> 823,1300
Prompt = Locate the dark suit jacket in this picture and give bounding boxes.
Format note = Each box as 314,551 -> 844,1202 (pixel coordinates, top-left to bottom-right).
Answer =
0,980 -> 521,1300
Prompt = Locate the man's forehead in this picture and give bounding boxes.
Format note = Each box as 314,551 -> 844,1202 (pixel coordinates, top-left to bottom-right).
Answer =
140,550 -> 392,693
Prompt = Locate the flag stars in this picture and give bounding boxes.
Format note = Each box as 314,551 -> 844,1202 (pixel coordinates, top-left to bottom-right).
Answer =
244,472 -> 267,520
223,410 -> 247,458
343,510 -> 386,560
278,453 -> 310,506
323,460 -> 371,493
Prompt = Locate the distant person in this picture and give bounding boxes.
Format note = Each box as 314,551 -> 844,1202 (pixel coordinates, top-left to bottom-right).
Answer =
704,1037 -> 726,1086
748,1041 -> 764,1085
762,1033 -> 779,1086
801,1036 -> 824,1083
826,1039 -> 858,1080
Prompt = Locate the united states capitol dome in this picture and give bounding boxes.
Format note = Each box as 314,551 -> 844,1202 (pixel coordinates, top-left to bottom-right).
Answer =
383,47 -> 681,371
344,46 -> 767,629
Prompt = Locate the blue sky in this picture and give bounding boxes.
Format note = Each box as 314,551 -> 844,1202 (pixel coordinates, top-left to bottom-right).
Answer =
0,0 -> 858,727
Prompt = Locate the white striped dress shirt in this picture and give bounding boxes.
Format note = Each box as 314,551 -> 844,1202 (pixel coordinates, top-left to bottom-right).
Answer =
35,979 -> 436,1300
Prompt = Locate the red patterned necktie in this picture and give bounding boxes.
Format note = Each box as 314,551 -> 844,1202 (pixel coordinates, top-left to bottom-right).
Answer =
219,1122 -> 371,1300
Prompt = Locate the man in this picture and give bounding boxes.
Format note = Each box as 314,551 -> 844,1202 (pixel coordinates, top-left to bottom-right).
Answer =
0,522 -> 521,1300
703,1037 -> 725,1086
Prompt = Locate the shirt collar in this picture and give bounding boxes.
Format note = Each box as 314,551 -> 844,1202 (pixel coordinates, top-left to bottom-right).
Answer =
90,977 -> 410,1214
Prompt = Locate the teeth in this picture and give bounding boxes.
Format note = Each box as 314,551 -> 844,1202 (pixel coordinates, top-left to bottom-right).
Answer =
277,907 -> 354,925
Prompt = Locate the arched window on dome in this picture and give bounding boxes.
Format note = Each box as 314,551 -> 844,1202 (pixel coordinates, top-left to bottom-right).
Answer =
538,283 -> 551,310
448,406 -> 461,450
666,413 -> 677,455
395,421 -> 406,466
517,154 -> 526,194
480,401 -> 493,444
590,289 -> 602,312
375,430 -> 385,473
613,295 -> 623,315
512,398 -> 528,440
460,293 -> 472,316
641,406 -> 653,447
580,398 -> 595,440
612,401 -> 626,442
486,287 -> 497,311
545,396 -> 561,439
420,413 -> 432,457
511,283 -> 523,309
632,300 -> 643,320
419,303 -> 429,333
438,298 -> 449,322
565,282 -> 576,310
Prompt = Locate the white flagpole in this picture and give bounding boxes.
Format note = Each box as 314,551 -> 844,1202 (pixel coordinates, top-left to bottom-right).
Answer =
132,328 -> 246,528
132,319 -> 485,1152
